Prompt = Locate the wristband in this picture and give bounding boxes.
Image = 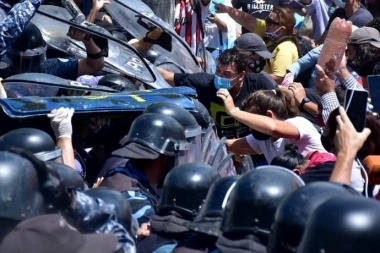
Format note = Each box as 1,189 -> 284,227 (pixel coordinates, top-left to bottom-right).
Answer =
86,51 -> 104,60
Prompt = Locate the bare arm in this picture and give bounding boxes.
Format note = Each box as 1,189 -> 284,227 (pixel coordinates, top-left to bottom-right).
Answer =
330,107 -> 371,185
217,89 -> 301,139
270,74 -> 284,85
57,137 -> 75,169
157,67 -> 176,87
215,3 -> 256,32
86,0 -> 111,23
226,138 -> 256,155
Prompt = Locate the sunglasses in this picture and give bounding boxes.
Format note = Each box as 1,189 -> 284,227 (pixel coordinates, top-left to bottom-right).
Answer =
266,17 -> 280,26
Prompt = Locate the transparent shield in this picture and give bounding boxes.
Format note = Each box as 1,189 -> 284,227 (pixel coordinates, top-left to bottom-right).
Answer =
235,155 -> 254,175
216,154 -> 237,177
202,125 -> 220,164
211,137 -> 229,168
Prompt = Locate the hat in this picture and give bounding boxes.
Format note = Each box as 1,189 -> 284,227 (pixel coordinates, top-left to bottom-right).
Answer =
234,33 -> 274,59
112,141 -> 160,160
348,27 -> 380,48
0,214 -> 118,253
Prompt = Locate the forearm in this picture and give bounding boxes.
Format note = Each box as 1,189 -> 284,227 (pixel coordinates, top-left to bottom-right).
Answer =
224,6 -> 256,32
302,102 -> 319,117
270,74 -> 284,85
86,8 -> 100,23
57,137 -> 75,169
337,68 -> 364,90
321,92 -> 340,124
83,39 -> 105,71
226,138 -> 256,155
330,150 -> 357,186
214,16 -> 228,33
157,67 -> 176,87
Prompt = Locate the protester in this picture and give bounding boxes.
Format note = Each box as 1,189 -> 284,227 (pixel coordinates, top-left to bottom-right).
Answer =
158,48 -> 276,139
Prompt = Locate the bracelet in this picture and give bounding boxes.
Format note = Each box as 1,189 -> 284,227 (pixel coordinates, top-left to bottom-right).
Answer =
87,51 -> 104,60
230,107 -> 240,117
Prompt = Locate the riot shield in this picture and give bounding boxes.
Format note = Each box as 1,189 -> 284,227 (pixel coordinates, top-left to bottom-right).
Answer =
211,137 -> 229,168
3,73 -> 118,97
140,0 -> 175,27
104,0 -> 202,74
235,155 -> 254,175
216,154 -> 237,177
31,5 -> 171,89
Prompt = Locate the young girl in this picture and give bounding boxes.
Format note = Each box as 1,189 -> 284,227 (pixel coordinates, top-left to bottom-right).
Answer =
216,88 -> 327,164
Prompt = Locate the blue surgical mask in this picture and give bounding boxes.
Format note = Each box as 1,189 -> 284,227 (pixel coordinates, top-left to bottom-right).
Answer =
264,27 -> 282,41
333,0 -> 346,8
214,74 -> 234,90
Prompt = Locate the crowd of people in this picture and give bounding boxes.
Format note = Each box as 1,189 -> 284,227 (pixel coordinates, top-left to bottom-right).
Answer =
1,0 -> 380,252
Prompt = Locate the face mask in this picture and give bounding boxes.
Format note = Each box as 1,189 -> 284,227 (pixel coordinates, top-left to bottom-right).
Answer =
214,74 -> 237,90
250,129 -> 271,141
265,27 -> 282,41
249,60 -> 266,73
333,0 -> 346,8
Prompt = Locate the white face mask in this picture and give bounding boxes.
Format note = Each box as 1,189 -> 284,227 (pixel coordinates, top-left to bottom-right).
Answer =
333,0 -> 346,8
264,27 -> 282,41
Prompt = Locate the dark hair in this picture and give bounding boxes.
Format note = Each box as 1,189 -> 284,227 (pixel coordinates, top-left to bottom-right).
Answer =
335,86 -> 347,106
241,89 -> 299,120
273,7 -> 295,35
347,43 -> 380,77
366,17 -> 380,32
271,144 -> 306,170
217,48 -> 248,73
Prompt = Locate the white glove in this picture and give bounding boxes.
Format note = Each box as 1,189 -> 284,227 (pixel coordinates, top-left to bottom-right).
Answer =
48,107 -> 74,139
0,79 -> 7,98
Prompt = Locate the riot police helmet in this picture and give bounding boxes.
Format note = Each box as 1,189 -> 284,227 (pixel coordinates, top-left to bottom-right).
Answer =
268,182 -> 359,253
297,196 -> 380,253
97,74 -> 138,92
187,175 -> 240,237
0,128 -> 63,162
157,162 -> 220,220
0,151 -> 45,222
46,161 -> 85,191
221,165 -> 304,237
85,188 -> 133,234
144,102 -> 202,164
112,113 -> 190,160
7,22 -> 47,72
190,98 -> 213,133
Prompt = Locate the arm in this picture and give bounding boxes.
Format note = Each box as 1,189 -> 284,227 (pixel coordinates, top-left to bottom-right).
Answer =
67,27 -> 106,76
269,74 -> 284,85
330,107 -> 371,185
226,137 -> 256,155
288,82 -> 319,116
157,67 -> 176,87
217,89 -> 301,139
0,0 -> 43,56
214,3 -> 257,32
209,13 -> 228,32
86,0 -> 111,23
287,45 -> 323,77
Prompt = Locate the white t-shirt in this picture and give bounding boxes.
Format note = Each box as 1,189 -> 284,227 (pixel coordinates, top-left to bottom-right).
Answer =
246,116 -> 326,164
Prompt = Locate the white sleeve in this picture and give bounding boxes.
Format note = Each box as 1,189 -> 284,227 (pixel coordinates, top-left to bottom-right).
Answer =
245,134 -> 262,154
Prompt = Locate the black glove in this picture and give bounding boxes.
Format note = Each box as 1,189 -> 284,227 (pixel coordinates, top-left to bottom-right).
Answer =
8,147 -> 72,210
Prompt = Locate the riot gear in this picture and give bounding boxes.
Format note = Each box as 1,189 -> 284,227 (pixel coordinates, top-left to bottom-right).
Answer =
0,128 -> 62,162
157,162 -> 220,219
46,161 -> 85,191
85,188 -> 134,235
221,165 -> 304,237
7,22 -> 47,72
297,196 -> 380,253
268,182 -> 359,253
112,113 -> 190,159
144,102 -> 202,164
190,98 -> 213,134
0,151 -> 45,222
187,175 -> 240,237
97,74 -> 138,92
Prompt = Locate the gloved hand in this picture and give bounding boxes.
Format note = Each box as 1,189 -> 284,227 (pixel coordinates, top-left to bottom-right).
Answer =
281,72 -> 295,87
48,107 -> 75,140
8,148 -> 72,210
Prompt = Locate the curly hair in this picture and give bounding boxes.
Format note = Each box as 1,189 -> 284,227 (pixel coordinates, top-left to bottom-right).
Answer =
347,43 -> 380,77
272,7 -> 295,35
241,89 -> 299,120
217,48 -> 248,73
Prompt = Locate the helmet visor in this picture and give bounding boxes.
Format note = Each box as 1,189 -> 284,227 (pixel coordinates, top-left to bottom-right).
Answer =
8,44 -> 47,73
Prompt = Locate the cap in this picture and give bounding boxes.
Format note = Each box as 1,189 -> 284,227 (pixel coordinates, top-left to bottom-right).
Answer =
112,142 -> 160,160
348,27 -> 380,48
234,33 -> 274,59
0,214 -> 117,253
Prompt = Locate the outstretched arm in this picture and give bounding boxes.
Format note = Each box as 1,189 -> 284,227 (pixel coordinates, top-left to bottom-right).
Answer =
157,66 -> 176,87
214,3 -> 257,32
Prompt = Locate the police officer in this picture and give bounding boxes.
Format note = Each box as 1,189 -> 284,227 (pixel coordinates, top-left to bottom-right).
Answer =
100,113 -> 190,225
173,175 -> 240,253
1,22 -> 106,80
215,165 -> 304,253
137,162 -> 220,253
268,182 -> 359,253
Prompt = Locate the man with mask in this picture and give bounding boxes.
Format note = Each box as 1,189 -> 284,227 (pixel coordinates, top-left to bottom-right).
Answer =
157,48 -> 277,139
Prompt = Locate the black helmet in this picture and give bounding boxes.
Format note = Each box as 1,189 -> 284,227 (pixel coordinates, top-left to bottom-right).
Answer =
157,162 -> 220,219
0,151 -> 44,221
46,161 -> 85,191
187,175 -> 240,236
297,196 -> 380,253
144,102 -> 202,164
268,182 -> 359,253
97,74 -> 138,92
0,128 -> 62,162
190,98 -> 213,132
85,188 -> 133,234
7,22 -> 47,72
221,165 -> 304,237
112,113 -> 190,159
